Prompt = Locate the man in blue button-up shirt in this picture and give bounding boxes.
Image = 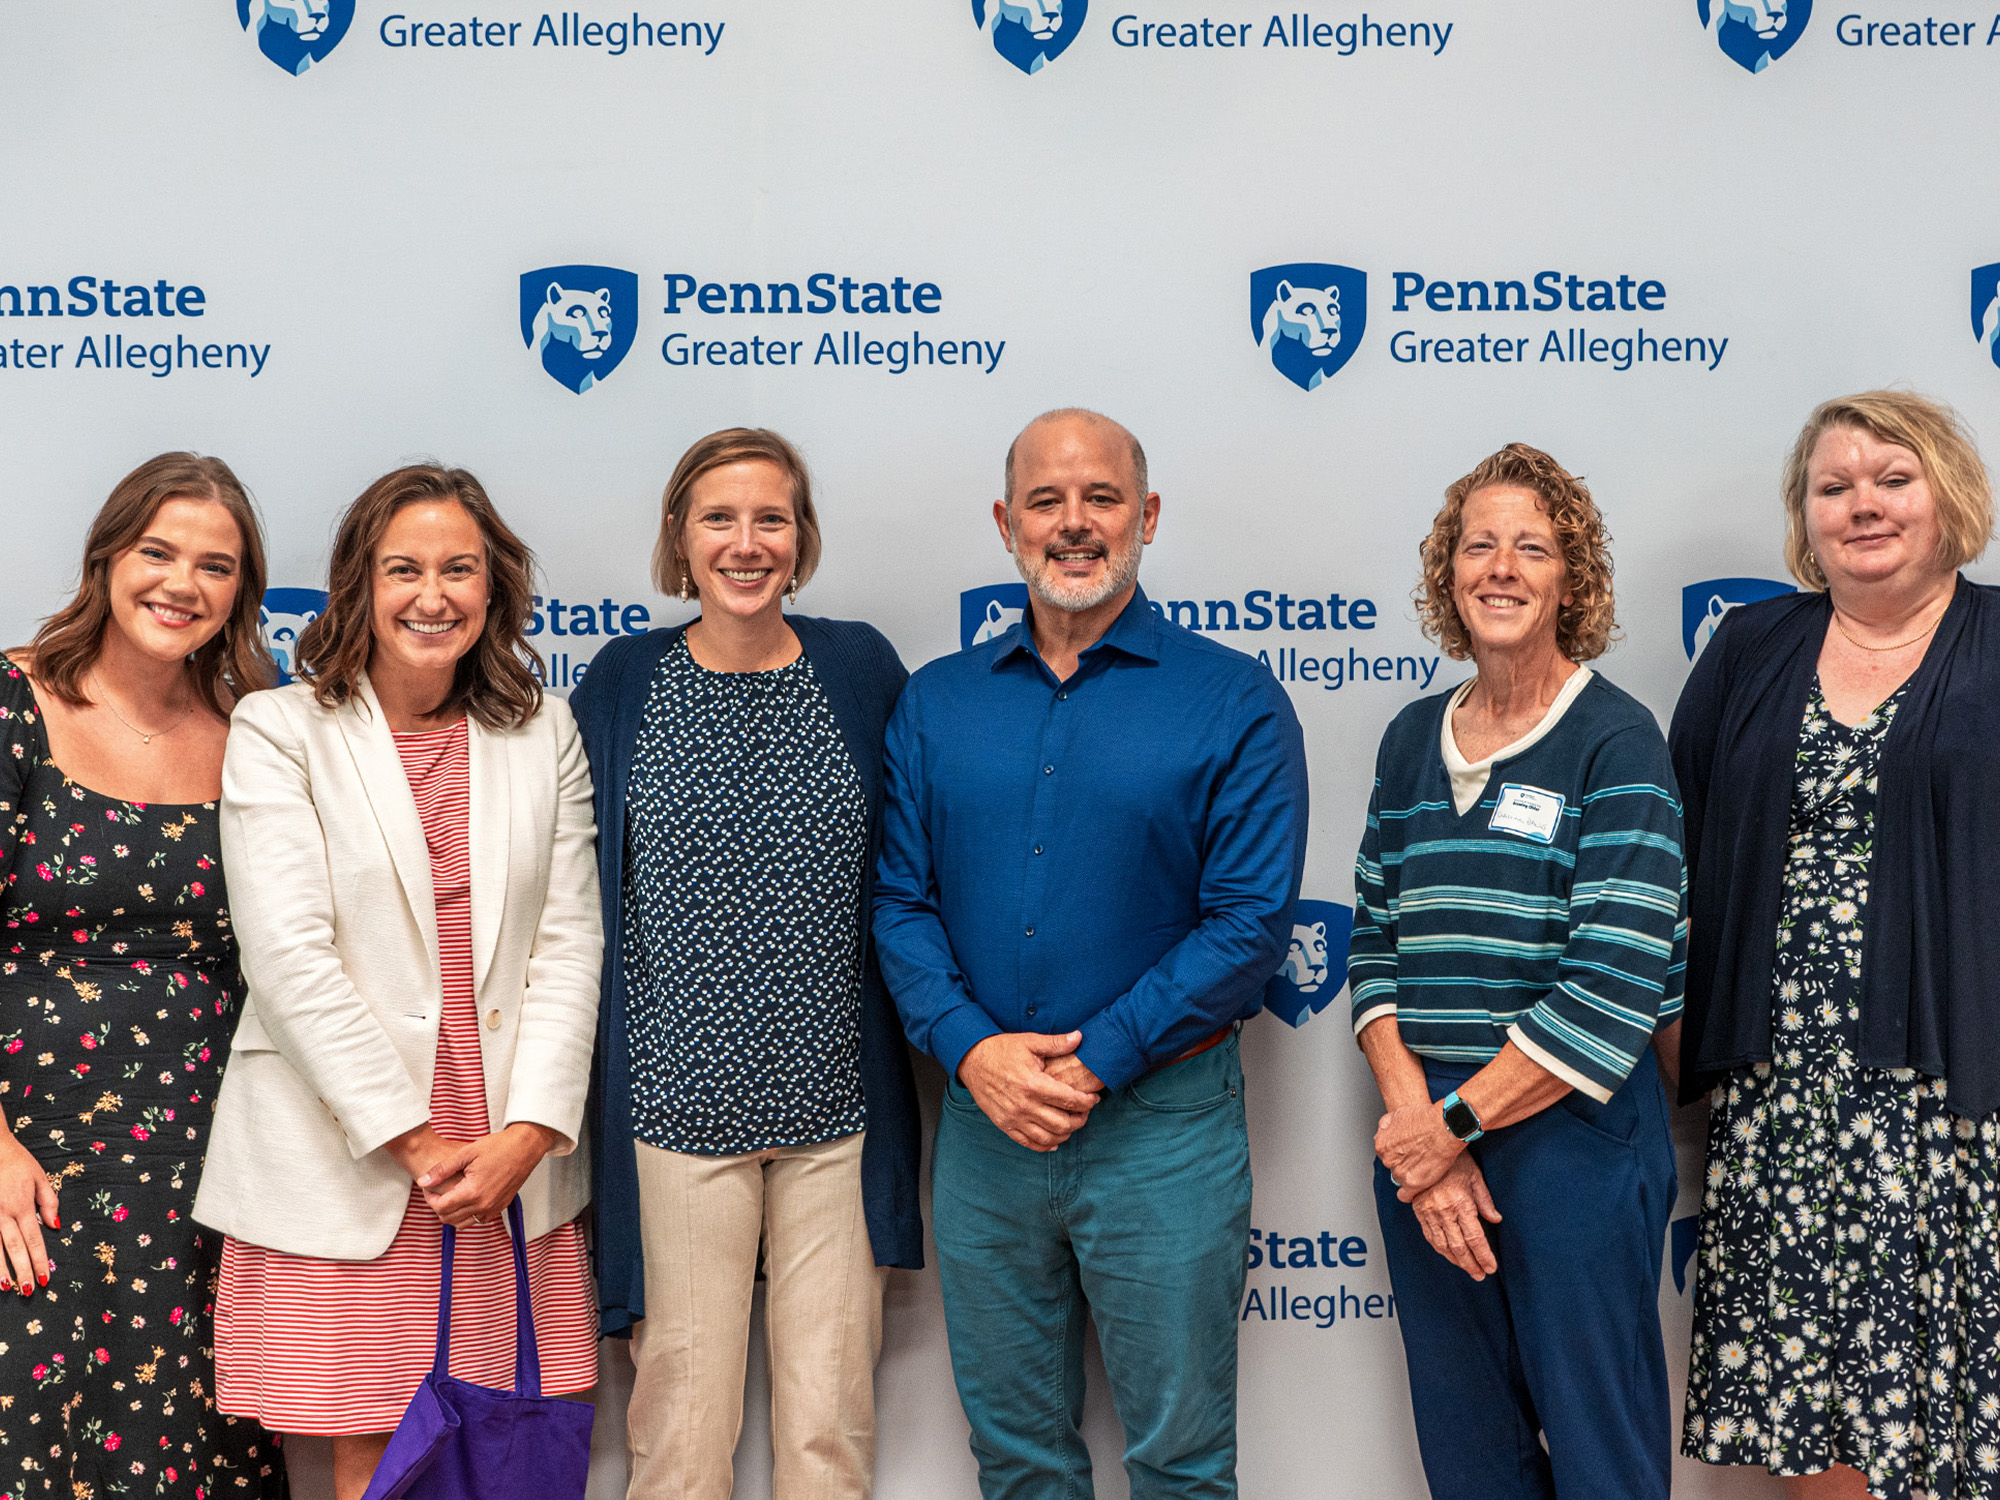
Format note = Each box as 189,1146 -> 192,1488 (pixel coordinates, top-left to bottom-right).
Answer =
875,408 -> 1308,1499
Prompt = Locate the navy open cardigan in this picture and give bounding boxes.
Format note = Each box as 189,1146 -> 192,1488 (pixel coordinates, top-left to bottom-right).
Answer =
570,615 -> 924,1338
1668,576 -> 2000,1117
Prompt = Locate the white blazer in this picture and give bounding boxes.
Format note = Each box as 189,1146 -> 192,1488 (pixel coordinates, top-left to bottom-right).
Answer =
193,677 -> 603,1260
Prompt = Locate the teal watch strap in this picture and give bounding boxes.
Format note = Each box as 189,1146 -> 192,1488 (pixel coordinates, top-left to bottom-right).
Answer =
1440,1090 -> 1484,1143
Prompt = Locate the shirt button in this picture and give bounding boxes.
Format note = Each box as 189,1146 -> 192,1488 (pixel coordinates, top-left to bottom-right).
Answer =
1025,927 -> 1035,937
1033,845 -> 1043,856
485,1009 -> 502,1031
1058,691 -> 1068,701
1027,1006 -> 1038,1017
1043,765 -> 1054,775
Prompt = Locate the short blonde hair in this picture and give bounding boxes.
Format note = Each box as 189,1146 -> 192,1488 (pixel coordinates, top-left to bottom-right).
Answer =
1415,443 -> 1617,664
651,428 -> 822,597
1780,390 -> 1994,590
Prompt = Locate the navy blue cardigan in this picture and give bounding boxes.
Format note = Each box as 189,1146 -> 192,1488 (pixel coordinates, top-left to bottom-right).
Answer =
570,615 -> 924,1338
1668,576 -> 2000,1116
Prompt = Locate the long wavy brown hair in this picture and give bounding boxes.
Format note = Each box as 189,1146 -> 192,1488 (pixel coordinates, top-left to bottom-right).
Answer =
1415,442 -> 1618,663
25,452 -> 277,713
294,465 -> 543,729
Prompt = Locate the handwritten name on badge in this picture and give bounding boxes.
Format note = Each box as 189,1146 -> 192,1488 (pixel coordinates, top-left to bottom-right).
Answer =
1489,784 -> 1564,844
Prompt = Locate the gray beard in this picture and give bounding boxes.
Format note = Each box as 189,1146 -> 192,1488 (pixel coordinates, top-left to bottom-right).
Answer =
1012,530 -> 1144,615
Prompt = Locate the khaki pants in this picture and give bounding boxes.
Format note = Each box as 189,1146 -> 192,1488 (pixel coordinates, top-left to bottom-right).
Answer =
626,1131 -> 885,1500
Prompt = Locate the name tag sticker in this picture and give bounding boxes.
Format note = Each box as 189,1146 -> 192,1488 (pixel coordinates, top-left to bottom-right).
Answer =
1489,783 -> 1565,844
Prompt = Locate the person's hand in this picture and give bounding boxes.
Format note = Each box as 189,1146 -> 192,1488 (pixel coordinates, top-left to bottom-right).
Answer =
383,1123 -> 458,1187
0,1130 -> 56,1297
418,1124 -> 558,1229
1042,1052 -> 1105,1097
959,1032 -> 1102,1152
1409,1154 -> 1502,1281
1375,1101 -> 1465,1199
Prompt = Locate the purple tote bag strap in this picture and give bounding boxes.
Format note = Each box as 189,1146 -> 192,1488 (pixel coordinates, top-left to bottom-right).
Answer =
433,1195 -> 542,1396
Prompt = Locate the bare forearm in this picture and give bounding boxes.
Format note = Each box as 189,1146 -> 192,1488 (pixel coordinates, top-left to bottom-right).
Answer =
1652,1017 -> 1682,1094
1359,1016 -> 1433,1112
1457,1042 -> 1570,1132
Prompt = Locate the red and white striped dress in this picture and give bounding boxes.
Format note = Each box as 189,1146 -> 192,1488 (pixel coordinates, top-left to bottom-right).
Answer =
214,719 -> 598,1434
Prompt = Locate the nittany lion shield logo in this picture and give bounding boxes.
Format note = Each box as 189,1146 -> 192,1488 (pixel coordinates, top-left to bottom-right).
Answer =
237,0 -> 355,75
960,584 -> 1029,650
1697,0 -> 1810,73
1681,577 -> 1795,660
260,586 -> 329,684
1250,264 -> 1367,392
519,266 -> 639,395
1264,898 -> 1353,1027
1972,263 -> 2000,368
972,0 -> 1087,74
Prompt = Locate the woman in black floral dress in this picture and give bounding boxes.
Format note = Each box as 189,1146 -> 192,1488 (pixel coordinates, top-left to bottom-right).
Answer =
1672,392 -> 2000,1499
0,454 -> 285,1499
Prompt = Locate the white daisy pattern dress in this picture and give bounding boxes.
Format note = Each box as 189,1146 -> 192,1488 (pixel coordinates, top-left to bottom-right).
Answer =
1683,675 -> 2000,1497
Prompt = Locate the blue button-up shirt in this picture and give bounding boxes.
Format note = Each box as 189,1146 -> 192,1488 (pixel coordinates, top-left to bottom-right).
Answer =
874,588 -> 1310,1092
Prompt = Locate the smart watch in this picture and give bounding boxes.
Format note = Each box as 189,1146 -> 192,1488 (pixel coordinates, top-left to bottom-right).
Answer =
1440,1090 -> 1484,1144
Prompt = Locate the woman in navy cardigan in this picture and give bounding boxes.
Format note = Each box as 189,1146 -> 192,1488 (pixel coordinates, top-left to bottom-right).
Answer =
1672,391 -> 2000,1500
570,428 -> 921,1500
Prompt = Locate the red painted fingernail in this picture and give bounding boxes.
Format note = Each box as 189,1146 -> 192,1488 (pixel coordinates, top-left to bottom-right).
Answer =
37,1273 -> 47,1287
50,1214 -> 59,1230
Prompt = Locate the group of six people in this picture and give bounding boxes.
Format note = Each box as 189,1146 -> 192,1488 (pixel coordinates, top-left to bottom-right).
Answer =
0,392 -> 1994,1500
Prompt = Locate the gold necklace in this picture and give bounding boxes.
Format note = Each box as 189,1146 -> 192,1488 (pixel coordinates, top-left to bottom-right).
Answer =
1830,600 -> 1948,653
91,672 -> 194,745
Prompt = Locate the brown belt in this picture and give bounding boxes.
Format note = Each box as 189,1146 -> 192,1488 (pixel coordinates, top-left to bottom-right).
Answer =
1147,1024 -> 1232,1076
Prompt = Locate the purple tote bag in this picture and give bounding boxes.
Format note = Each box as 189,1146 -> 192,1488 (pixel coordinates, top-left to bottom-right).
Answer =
358,1196 -> 594,1500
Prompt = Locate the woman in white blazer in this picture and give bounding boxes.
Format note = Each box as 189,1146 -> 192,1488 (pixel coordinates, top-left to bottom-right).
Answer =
193,464 -> 602,1500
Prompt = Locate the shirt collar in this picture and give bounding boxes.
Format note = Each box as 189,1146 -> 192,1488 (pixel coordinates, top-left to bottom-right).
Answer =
990,585 -> 1162,673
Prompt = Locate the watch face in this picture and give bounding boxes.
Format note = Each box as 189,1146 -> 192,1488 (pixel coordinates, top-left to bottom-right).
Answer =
1444,1098 -> 1480,1139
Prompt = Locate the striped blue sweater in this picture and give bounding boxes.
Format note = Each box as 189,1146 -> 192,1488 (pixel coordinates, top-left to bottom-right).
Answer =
1347,672 -> 1687,1102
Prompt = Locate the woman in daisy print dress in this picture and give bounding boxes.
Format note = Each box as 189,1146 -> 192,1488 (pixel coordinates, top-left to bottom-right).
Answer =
1671,391 -> 2000,1499
0,453 -> 286,1499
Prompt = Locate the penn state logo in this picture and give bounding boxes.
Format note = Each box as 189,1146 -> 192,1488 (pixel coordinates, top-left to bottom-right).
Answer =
959,583 -> 1028,650
237,0 -> 355,75
1250,265 -> 1367,392
1264,898 -> 1354,1026
1698,0 -> 1810,73
1681,577 -> 1795,660
518,265 -> 639,394
972,0 -> 1087,74
1972,263 -> 2000,368
260,587 -> 328,684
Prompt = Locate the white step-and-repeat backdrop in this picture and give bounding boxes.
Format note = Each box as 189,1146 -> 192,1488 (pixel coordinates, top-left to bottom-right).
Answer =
6,2 -> 2000,1495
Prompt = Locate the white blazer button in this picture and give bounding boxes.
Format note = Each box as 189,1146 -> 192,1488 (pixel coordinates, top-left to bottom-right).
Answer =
485,1009 -> 502,1031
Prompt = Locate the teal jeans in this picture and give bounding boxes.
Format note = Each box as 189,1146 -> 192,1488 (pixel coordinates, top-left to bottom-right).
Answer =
933,1033 -> 1252,1500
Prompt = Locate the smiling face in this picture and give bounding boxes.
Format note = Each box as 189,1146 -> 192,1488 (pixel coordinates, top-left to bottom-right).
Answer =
997,415 -> 1159,615
105,496 -> 245,664
680,460 -> 799,624
367,500 -> 489,684
1803,425 -> 1946,595
1452,485 -> 1572,663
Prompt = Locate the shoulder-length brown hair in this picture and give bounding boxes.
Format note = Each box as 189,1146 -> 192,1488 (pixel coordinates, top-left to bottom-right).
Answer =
651,428 -> 822,598
1780,390 -> 1994,589
1415,442 -> 1618,663
294,465 -> 543,729
27,452 -> 277,714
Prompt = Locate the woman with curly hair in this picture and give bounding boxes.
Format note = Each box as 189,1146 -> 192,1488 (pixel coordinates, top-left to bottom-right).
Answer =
1673,391 -> 2000,1500
1348,442 -> 1685,1499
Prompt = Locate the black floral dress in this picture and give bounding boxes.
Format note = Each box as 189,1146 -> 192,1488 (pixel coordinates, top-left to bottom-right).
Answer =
1684,676 -> 2000,1497
0,658 -> 284,1499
